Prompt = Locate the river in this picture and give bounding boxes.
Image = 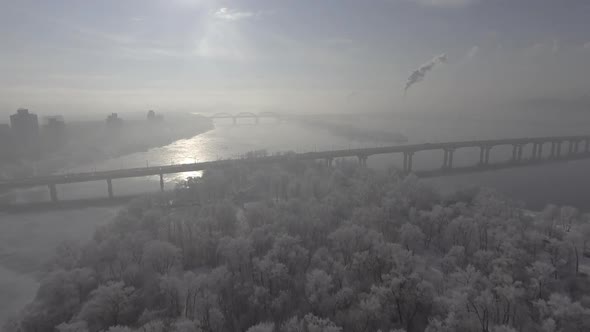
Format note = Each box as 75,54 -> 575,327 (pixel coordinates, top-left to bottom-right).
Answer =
2,111 -> 590,323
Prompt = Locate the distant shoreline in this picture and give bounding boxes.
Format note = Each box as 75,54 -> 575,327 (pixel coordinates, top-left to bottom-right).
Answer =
0,114 -> 213,202
294,115 -> 408,144
2,113 -> 213,178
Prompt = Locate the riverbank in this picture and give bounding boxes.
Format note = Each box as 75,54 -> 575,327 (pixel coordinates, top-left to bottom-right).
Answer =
0,113 -> 213,181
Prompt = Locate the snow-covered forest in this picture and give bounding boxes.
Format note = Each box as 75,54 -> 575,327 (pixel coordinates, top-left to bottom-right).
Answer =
6,160 -> 590,332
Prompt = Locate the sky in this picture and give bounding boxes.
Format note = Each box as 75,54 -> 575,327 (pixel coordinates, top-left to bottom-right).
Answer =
1,0 -> 590,118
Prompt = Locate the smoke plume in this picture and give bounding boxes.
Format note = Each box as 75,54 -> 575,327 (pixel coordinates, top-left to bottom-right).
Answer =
404,53 -> 448,95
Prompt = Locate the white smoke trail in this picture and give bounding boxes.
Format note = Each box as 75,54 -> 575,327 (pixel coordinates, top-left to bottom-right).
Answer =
404,53 -> 448,96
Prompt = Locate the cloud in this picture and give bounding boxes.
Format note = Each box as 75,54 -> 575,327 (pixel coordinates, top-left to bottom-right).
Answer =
213,8 -> 255,21
409,0 -> 480,8
404,53 -> 447,95
466,46 -> 479,59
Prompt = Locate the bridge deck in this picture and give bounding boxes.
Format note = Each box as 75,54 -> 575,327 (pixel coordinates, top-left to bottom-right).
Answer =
1,135 -> 589,189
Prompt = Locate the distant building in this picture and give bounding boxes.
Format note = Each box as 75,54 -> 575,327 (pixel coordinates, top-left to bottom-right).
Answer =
0,124 -> 15,162
10,108 -> 40,159
106,113 -> 123,127
42,116 -> 67,152
147,110 -> 164,122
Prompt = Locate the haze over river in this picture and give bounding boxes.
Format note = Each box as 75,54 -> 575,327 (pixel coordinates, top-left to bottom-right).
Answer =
2,111 -> 590,322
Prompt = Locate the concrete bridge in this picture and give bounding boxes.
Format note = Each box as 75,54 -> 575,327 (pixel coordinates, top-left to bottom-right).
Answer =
2,134 -> 590,206
209,111 -> 282,125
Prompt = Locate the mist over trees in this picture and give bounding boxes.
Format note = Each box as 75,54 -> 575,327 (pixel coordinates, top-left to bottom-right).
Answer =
5,160 -> 590,332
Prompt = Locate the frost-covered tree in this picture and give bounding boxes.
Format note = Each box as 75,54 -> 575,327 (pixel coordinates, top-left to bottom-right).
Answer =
142,240 -> 181,275
13,161 -> 590,332
77,282 -> 138,331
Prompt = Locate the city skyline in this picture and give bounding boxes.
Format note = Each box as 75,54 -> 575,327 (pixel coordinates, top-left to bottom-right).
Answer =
3,3 -> 590,330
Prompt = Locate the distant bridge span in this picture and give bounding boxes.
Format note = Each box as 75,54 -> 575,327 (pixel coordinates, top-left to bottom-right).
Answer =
2,134 -> 590,206
209,111 -> 282,124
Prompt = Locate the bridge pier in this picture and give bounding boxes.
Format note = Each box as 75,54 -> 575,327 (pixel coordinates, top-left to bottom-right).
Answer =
536,143 -> 544,160
586,139 -> 590,153
447,149 -> 454,169
512,144 -> 524,162
479,146 -> 485,165
49,184 -> 58,203
232,117 -> 237,125
479,146 -> 492,165
475,146 -> 492,166
442,148 -> 454,169
567,140 -> 575,155
403,152 -> 414,172
550,141 -> 562,159
255,117 -> 259,125
326,158 -> 334,167
403,153 -> 408,171
159,174 -> 165,192
533,142 -> 545,160
107,179 -> 114,199
357,155 -> 368,167
570,140 -> 579,154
